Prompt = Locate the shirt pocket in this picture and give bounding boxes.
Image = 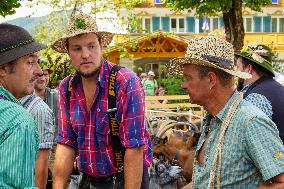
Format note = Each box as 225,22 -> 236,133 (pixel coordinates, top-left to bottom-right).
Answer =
96,110 -> 111,148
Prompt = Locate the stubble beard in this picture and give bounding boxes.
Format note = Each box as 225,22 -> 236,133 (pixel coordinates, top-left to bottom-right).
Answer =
78,69 -> 100,78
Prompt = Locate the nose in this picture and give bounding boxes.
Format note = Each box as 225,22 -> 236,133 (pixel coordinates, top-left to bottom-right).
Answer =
34,63 -> 43,77
181,81 -> 187,89
81,47 -> 90,59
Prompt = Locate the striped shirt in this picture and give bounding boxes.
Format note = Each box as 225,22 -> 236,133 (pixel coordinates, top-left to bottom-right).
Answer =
193,91 -> 284,188
56,60 -> 152,178
44,87 -> 58,140
0,86 -> 39,188
20,93 -> 54,149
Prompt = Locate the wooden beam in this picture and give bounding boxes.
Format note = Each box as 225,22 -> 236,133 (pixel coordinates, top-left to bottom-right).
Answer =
131,52 -> 185,57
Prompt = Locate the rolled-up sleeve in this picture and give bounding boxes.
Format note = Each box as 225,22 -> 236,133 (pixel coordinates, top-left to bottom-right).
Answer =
119,76 -> 147,148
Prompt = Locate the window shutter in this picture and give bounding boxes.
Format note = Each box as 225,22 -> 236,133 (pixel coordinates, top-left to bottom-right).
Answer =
162,17 -> 170,31
199,17 -> 203,33
186,17 -> 195,32
152,17 -> 160,31
219,16 -> 224,28
254,16 -> 262,32
263,16 -> 271,32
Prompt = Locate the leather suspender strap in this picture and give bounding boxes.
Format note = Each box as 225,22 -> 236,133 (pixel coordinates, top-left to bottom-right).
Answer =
108,65 -> 125,172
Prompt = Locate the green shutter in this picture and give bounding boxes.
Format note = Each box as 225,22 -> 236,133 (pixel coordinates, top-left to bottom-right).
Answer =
263,16 -> 271,32
152,17 -> 160,31
162,17 -> 170,31
219,16 -> 224,28
254,16 -> 262,32
186,17 -> 195,32
199,17 -> 203,33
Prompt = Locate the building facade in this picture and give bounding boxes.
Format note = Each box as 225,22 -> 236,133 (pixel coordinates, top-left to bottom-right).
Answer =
105,0 -> 284,76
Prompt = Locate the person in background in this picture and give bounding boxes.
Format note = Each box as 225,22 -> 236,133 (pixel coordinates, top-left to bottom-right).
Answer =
142,71 -> 158,96
236,44 -> 284,142
0,23 -> 46,188
167,36 -> 284,188
140,72 -> 147,81
51,12 -> 152,189
20,85 -> 54,189
156,86 -> 168,104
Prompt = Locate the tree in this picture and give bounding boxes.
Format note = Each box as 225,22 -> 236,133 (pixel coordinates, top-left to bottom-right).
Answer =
0,0 -> 22,17
30,0 -> 146,86
164,0 -> 271,52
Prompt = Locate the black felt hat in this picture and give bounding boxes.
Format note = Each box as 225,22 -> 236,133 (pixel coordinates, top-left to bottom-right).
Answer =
0,23 -> 47,65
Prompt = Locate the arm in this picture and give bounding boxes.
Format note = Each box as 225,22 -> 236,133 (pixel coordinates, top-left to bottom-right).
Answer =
53,144 -> 76,189
256,173 -> 284,188
124,146 -> 144,189
245,116 -> 284,186
53,78 -> 78,188
35,149 -> 50,189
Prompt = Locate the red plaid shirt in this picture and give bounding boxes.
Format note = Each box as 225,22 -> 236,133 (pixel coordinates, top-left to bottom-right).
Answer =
56,60 -> 152,177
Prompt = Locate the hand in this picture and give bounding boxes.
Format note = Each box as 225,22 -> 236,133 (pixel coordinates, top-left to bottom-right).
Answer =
181,182 -> 193,189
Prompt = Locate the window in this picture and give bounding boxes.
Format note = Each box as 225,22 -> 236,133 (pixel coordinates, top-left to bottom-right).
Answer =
170,18 -> 186,33
171,18 -> 177,32
155,0 -> 163,4
142,18 -> 151,33
280,18 -> 284,32
271,17 -> 284,32
243,17 -> 252,32
272,0 -> 278,4
272,18 -> 277,32
212,18 -> 219,31
179,18 -> 185,32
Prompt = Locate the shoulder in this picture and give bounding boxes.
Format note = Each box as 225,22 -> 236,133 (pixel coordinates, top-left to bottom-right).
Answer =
31,98 -> 53,114
236,99 -> 276,130
0,99 -> 36,129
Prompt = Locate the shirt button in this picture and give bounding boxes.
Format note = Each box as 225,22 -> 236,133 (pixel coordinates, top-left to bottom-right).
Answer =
97,108 -> 100,112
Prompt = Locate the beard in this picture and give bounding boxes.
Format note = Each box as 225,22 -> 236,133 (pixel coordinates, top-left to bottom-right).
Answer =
237,78 -> 244,91
78,69 -> 100,78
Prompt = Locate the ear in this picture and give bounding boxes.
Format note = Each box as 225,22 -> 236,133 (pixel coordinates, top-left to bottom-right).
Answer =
207,72 -> 217,89
246,64 -> 254,74
0,65 -> 8,77
163,136 -> 168,144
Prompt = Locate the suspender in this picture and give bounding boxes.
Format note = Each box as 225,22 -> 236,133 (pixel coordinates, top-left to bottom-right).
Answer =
108,65 -> 125,172
66,65 -> 124,173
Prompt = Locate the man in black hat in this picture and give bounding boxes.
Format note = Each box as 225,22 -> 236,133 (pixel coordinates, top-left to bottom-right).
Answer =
236,44 -> 284,142
0,23 -> 46,188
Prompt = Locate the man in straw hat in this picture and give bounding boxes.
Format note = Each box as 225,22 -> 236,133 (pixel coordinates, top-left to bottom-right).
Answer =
51,12 -> 152,189
166,36 -> 284,189
236,44 -> 284,142
0,23 -> 47,188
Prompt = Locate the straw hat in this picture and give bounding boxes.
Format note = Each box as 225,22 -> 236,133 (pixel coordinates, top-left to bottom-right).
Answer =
236,44 -> 274,76
0,23 -> 46,65
52,12 -> 114,53
166,36 -> 251,80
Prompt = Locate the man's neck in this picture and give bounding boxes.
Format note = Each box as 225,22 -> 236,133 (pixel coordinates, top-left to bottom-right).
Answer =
203,86 -> 236,116
243,72 -> 261,86
35,88 -> 46,99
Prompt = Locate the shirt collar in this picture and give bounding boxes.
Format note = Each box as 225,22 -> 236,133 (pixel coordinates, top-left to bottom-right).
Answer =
0,85 -> 20,104
241,83 -> 253,93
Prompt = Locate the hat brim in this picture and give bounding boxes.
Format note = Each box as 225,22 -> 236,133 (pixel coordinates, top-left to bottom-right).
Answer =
0,41 -> 47,65
52,31 -> 113,53
167,57 -> 252,80
235,53 -> 275,77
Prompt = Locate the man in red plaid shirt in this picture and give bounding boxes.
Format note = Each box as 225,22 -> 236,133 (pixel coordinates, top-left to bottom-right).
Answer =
51,12 -> 152,189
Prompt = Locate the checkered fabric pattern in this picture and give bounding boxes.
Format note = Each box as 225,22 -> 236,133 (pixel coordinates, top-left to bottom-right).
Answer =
193,91 -> 284,188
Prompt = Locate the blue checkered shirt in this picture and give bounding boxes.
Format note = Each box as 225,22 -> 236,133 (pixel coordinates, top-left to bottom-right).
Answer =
193,91 -> 284,189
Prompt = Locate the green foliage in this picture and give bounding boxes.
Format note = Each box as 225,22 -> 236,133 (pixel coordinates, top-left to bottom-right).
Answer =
157,76 -> 187,95
0,0 -> 22,17
164,0 -> 271,16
